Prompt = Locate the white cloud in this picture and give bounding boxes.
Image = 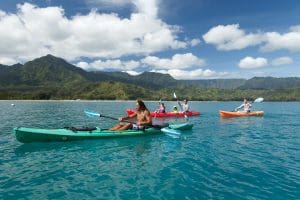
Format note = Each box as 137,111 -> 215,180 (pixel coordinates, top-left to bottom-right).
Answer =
203,24 -> 263,51
75,53 -> 219,79
132,0 -> 159,18
239,56 -> 268,69
189,38 -> 201,47
271,56 -> 293,66
290,25 -> 300,32
0,2 -> 188,64
87,0 -> 158,18
76,61 -> 90,69
261,29 -> 300,52
77,53 -> 205,72
124,70 -> 142,76
142,53 -> 205,69
150,69 -> 228,79
0,57 -> 18,65
76,59 -> 140,71
203,24 -> 300,52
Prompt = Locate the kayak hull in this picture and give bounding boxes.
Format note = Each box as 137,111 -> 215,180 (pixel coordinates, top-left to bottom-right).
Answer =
219,110 -> 264,117
14,123 -> 193,143
126,109 -> 200,118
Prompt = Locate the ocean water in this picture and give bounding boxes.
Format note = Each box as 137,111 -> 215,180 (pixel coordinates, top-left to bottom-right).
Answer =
0,101 -> 299,199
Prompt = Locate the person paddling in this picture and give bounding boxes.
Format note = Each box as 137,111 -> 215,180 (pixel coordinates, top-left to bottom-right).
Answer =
109,100 -> 152,131
172,106 -> 178,113
178,99 -> 190,113
235,98 -> 252,112
156,102 -> 166,113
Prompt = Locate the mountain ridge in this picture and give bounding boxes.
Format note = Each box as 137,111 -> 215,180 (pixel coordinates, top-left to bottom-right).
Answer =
0,55 -> 299,100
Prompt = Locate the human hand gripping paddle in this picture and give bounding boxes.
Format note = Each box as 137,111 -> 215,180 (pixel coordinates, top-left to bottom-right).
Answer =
84,109 -> 182,136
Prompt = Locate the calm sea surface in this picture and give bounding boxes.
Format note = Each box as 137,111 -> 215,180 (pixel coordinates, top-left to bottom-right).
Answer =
0,101 -> 299,199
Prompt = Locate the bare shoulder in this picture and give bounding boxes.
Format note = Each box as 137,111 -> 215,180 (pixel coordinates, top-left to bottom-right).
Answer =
144,109 -> 151,115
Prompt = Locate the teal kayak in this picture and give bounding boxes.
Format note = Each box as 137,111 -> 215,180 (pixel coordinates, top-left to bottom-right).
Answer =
14,123 -> 193,143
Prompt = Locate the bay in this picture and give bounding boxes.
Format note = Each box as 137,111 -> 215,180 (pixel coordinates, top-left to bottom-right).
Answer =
0,101 -> 299,199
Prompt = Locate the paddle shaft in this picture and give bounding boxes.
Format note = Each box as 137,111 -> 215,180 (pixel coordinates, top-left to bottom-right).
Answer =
100,114 -> 135,124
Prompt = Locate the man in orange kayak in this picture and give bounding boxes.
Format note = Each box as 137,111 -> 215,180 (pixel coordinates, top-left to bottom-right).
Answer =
235,98 -> 252,112
109,100 -> 152,131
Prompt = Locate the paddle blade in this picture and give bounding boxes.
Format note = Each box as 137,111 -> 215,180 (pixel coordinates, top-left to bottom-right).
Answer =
173,92 -> 177,99
254,97 -> 264,103
161,127 -> 181,135
84,109 -> 100,117
184,114 -> 189,121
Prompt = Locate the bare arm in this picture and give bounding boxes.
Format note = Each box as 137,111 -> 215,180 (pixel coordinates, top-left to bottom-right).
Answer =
235,104 -> 244,111
119,113 -> 137,121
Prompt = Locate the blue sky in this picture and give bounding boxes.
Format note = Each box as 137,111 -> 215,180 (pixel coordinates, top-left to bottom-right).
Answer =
0,0 -> 299,79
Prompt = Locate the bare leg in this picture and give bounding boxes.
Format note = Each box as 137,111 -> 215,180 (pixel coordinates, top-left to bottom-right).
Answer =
109,123 -> 131,131
117,123 -> 132,130
109,123 -> 122,131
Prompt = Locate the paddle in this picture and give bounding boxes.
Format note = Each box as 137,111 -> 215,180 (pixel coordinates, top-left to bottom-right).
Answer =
84,109 -> 182,135
254,97 -> 264,103
174,92 -> 188,120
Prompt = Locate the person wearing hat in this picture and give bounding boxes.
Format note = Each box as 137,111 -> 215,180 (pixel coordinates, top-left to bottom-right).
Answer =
172,106 -> 178,113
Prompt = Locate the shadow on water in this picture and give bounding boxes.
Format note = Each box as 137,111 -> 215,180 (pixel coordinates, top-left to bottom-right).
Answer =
14,141 -> 84,156
13,134 -> 166,156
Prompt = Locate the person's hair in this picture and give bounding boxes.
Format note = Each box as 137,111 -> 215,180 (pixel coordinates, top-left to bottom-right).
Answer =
137,99 -> 147,111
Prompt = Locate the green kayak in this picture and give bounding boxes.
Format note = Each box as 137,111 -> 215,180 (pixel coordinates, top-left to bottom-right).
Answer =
14,123 -> 193,143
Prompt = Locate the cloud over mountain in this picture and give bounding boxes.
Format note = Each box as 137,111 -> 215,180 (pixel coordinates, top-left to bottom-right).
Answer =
0,1 -> 187,64
203,24 -> 300,52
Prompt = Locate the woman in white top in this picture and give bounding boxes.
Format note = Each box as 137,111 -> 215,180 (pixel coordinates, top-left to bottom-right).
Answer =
235,98 -> 252,112
178,99 -> 190,112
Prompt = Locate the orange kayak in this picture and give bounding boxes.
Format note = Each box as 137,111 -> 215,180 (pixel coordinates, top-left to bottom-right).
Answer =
219,110 -> 264,117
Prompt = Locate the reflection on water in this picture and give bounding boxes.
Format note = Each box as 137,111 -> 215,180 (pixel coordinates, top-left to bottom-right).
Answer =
220,115 -> 265,128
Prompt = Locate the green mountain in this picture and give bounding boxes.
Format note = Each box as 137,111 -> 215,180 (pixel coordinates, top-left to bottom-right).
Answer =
93,71 -> 178,89
0,55 -> 299,100
239,77 -> 300,89
20,55 -> 89,86
183,79 -> 246,89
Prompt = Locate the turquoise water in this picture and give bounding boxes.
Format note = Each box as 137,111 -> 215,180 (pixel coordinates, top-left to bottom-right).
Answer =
0,101 -> 299,199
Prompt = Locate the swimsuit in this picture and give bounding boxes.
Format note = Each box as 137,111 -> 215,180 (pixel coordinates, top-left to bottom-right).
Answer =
132,124 -> 145,130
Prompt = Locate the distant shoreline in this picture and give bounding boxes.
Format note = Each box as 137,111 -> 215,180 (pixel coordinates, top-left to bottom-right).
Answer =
1,99 -> 299,102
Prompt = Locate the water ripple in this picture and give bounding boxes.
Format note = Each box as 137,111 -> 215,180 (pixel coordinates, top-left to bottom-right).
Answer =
0,101 -> 299,199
